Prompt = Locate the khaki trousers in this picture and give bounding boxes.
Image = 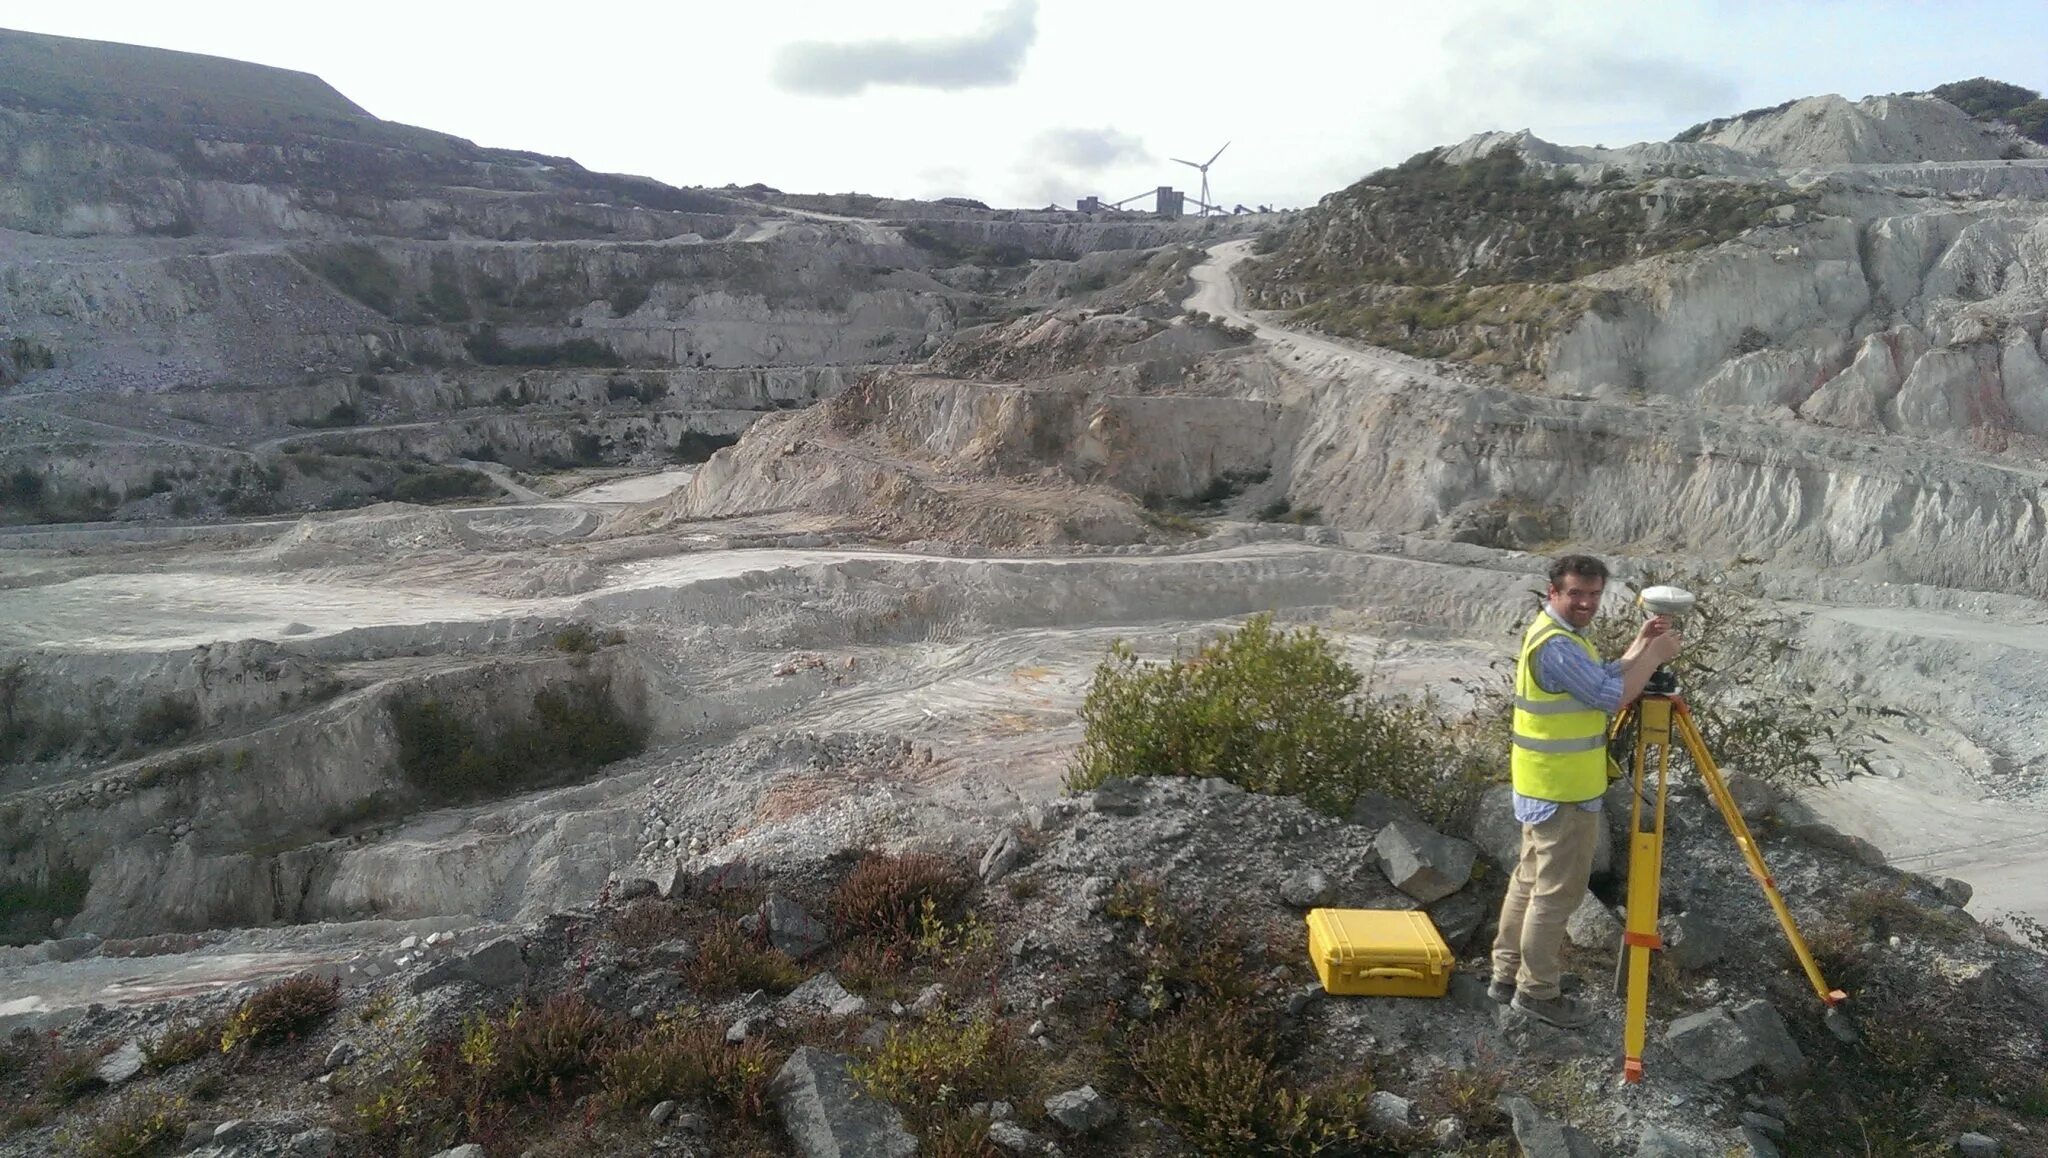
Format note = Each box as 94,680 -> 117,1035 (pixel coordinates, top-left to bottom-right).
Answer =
1490,805 -> 1601,1001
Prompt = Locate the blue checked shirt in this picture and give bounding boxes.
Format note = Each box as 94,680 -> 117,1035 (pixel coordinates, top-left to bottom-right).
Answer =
1514,607 -> 1622,824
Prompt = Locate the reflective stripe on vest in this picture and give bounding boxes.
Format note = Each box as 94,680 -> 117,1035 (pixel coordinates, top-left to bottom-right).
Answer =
1510,610 -> 1610,803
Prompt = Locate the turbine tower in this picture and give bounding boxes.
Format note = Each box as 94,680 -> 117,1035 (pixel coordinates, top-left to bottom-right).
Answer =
1171,141 -> 1229,216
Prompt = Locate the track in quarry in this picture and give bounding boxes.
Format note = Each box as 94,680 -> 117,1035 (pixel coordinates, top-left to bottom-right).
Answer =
3,244 -> 2047,1030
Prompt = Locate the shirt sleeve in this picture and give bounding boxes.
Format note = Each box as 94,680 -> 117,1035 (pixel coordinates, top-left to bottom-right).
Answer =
1533,635 -> 1624,714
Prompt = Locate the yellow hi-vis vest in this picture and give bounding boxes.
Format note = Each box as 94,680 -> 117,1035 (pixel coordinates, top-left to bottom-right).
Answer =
1510,610 -> 1610,803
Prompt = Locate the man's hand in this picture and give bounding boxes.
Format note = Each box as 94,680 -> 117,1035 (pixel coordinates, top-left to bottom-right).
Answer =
1645,629 -> 1682,666
1621,616 -> 1672,662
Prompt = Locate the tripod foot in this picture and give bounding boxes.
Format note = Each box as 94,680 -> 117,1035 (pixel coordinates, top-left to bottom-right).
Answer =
1622,1058 -> 1644,1084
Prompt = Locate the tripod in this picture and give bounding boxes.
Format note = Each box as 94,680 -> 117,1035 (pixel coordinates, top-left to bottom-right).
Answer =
1609,666 -> 1847,1083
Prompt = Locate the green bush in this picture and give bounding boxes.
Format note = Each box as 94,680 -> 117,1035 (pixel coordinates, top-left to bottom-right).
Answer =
219,973 -> 340,1052
671,430 -> 740,463
422,256 -> 471,322
854,1014 -> 1023,1127
828,852 -> 973,942
1066,614 -> 1492,826
389,676 -> 647,804
0,867 -> 92,946
1576,564 -> 1869,790
388,466 -> 495,504
465,325 -> 622,368
289,401 -> 360,429
495,994 -> 619,1099
72,1094 -> 186,1158
307,244 -> 403,315
132,694 -> 200,746
1127,1000 -> 1385,1156
598,1014 -> 771,1120
1932,78 -> 2048,142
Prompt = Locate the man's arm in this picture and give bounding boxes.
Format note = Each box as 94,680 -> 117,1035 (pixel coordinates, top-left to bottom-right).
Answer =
1533,636 -> 1624,713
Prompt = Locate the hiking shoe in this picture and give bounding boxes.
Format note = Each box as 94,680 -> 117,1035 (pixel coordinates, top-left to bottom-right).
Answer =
1488,973 -> 1576,1003
1511,992 -> 1594,1029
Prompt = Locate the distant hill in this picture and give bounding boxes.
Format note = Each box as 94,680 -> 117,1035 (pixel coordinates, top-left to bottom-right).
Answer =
0,26 -> 368,128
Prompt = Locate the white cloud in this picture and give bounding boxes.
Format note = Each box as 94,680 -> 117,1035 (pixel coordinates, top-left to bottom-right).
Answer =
771,1 -> 1038,97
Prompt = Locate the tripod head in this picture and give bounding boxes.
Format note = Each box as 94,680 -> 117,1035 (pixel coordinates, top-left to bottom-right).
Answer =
1636,585 -> 1693,696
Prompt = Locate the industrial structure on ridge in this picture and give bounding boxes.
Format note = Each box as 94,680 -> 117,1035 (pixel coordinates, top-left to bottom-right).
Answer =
1066,140 -> 1276,218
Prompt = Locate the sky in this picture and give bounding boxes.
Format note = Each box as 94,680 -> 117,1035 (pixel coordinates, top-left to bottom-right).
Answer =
8,1 -> 2047,211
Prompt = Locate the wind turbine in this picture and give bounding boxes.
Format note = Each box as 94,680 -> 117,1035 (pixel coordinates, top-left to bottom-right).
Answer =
1171,141 -> 1229,216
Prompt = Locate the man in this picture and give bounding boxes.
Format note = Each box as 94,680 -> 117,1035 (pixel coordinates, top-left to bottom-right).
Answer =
1490,554 -> 1680,1028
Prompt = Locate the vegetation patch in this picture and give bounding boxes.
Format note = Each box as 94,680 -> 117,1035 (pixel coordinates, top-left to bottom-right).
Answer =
1066,613 -> 1496,828
1569,563 -> 1875,791
388,465 -> 495,504
902,224 -> 1028,268
1931,78 -> 2048,145
288,401 -> 362,429
306,244 -> 404,315
0,468 -> 117,526
68,1093 -> 185,1158
465,324 -> 623,369
389,675 -> 647,805
671,430 -> 740,463
828,851 -> 974,943
219,973 -> 340,1053
0,867 -> 92,947
1246,146 -> 1801,372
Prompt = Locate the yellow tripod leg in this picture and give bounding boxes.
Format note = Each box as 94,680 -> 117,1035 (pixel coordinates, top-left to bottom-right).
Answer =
1620,696 -> 1675,1084
1673,704 -> 1846,1009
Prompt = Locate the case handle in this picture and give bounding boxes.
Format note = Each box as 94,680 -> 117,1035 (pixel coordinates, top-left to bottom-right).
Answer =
1357,967 -> 1426,980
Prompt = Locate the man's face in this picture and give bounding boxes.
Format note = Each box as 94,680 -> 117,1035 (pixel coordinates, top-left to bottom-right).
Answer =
1548,573 -> 1605,630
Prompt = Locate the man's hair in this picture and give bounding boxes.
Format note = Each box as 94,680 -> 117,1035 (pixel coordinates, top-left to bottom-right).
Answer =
1548,554 -> 1610,589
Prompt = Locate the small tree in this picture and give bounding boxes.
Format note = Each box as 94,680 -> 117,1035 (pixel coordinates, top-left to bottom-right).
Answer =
1578,564 -> 1869,790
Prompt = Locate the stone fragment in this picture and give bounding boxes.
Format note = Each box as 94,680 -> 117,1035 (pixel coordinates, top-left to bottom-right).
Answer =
1659,911 -> 1731,971
1044,1085 -> 1118,1134
1279,869 -> 1334,907
1566,891 -> 1622,951
760,895 -> 829,961
1958,1132 -> 2000,1157
770,1047 -> 918,1158
290,1127 -> 338,1157
980,830 -> 1024,883
1366,1089 -> 1413,1131
1498,1094 -> 1601,1158
1376,819 -> 1476,903
94,1040 -> 144,1086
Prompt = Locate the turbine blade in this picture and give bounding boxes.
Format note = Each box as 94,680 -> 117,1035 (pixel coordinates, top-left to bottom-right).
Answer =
1170,157 -> 1200,168
1206,141 -> 1231,166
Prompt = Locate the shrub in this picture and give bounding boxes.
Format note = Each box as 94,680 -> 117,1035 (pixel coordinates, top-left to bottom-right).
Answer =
1128,1000 -> 1384,1156
389,676 -> 647,804
132,694 -> 200,746
423,257 -> 471,323
0,867 -> 93,946
1577,563 -> 1871,790
598,1015 -> 772,1120
605,897 -> 684,948
552,625 -> 600,655
290,401 -> 361,429
143,1020 -> 221,1071
854,1014 -> 1023,1126
465,325 -> 622,369
43,1042 -> 113,1103
1103,874 -> 1267,1014
494,994 -> 619,1099
388,466 -> 495,505
682,919 -> 803,995
828,852 -> 973,942
1066,613 -> 1493,826
671,430 -> 741,464
307,244 -> 403,315
73,1093 -> 185,1158
219,973 -> 339,1052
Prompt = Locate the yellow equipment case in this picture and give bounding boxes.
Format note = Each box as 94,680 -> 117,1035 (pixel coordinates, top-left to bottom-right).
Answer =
1305,908 -> 1454,998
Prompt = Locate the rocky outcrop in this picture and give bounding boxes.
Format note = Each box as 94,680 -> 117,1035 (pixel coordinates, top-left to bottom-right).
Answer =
1249,83 -> 2048,448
